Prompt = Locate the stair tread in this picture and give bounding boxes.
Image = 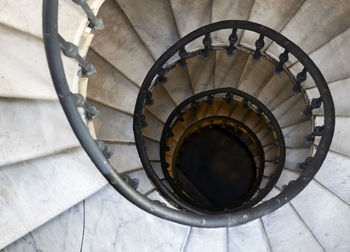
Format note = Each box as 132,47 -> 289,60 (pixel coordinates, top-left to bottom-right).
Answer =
267,0 -> 350,65
240,0 -> 304,50
315,151 -> 350,205
211,0 -> 254,45
0,99 -> 80,167
0,147 -> 107,249
186,51 -> 216,94
306,77 -> 350,117
262,202 -> 323,251
291,179 -> 350,251
215,50 -> 250,89
90,0 -> 154,86
146,85 -> 176,123
163,65 -> 194,105
0,25 -> 77,100
184,227 -> 227,252
170,0 -> 212,51
282,120 -> 312,148
142,110 -> 164,142
88,100 -> 134,142
108,143 -> 142,174
228,219 -> 271,252
0,0 -> 103,43
238,56 -> 275,97
116,0 -> 179,59
315,116 -> 350,157
285,147 -> 310,171
86,49 -> 139,115
289,28 -> 350,89
271,93 -> 306,128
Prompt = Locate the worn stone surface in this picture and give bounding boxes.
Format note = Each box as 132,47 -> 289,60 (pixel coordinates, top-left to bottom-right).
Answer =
215,49 -> 250,89
86,49 -> 139,114
91,0 -> 154,86
116,0 -> 179,59
108,143 -> 142,174
282,120 -> 312,148
228,219 -> 271,252
0,99 -> 79,167
306,78 -> 350,116
291,180 -> 350,251
240,0 -> 305,50
146,84 -> 176,123
0,148 -> 106,249
315,151 -> 350,204
289,28 -> 350,89
238,56 -> 275,97
142,110 -> 164,142
184,227 -> 227,252
170,0 -> 212,50
262,203 -> 323,252
257,71 -> 295,110
211,0 -> 254,45
88,100 -> 134,142
315,116 -> 350,157
285,148 -> 310,171
267,0 -> 350,64
162,65 -> 194,105
271,94 -> 307,128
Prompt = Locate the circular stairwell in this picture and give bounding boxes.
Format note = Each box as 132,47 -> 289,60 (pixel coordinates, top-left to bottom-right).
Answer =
1,0 -> 350,251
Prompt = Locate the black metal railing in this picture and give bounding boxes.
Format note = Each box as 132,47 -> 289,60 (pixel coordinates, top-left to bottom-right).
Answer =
43,0 -> 335,227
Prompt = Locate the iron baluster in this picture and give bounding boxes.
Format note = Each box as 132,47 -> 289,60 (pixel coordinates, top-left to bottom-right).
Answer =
72,0 -> 104,30
122,175 -> 139,190
297,157 -> 313,170
305,126 -> 324,143
95,140 -> 115,159
58,35 -> 96,77
253,34 -> 265,60
145,91 -> 154,106
202,33 -> 212,58
275,50 -> 289,73
73,93 -> 99,120
178,47 -> 188,67
292,68 -> 307,93
226,28 -> 238,56
302,97 -> 322,117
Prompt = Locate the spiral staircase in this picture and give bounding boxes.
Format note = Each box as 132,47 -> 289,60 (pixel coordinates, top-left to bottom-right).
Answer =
1,0 -> 350,251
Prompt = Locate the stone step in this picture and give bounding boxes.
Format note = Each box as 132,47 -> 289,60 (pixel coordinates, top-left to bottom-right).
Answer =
291,174 -> 350,251
115,0 -> 179,59
267,0 -> 350,65
211,0 -> 254,45
162,65 -> 194,105
170,0 -> 212,51
306,77 -> 350,116
240,0 -> 304,51
90,0 -> 154,86
0,25 -> 77,100
0,147 -> 107,249
86,49 -> 139,115
3,185 -> 189,251
184,228 -> 227,252
238,55 -> 275,97
257,71 -> 295,111
0,99 -> 80,167
214,49 -> 250,89
282,120 -> 312,148
146,84 -> 176,123
88,100 -> 134,142
262,200 -> 323,251
289,28 -> 350,89
0,0 -> 104,43
228,219 -> 271,251
186,51 -> 216,94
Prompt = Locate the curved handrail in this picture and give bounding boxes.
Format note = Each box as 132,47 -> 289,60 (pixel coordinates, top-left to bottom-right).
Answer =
43,0 -> 334,227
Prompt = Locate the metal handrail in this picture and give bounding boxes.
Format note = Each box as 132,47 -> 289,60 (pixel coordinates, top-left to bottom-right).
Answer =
43,0 -> 334,227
